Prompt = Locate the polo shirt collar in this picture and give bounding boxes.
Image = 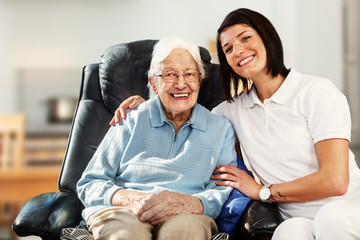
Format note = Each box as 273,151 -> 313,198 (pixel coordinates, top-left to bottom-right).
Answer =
244,68 -> 299,107
149,97 -> 207,131
244,86 -> 260,108
270,68 -> 300,105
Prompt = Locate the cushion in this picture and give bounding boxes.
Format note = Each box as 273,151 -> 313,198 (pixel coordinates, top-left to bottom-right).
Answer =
216,156 -> 253,238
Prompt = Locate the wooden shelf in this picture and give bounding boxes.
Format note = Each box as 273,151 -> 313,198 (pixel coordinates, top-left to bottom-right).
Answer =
24,136 -> 68,167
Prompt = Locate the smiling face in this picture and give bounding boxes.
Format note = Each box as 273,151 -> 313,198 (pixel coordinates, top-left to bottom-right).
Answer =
220,24 -> 268,82
150,48 -> 200,121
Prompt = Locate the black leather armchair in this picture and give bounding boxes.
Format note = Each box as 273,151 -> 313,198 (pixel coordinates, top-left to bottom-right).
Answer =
12,40 -> 282,240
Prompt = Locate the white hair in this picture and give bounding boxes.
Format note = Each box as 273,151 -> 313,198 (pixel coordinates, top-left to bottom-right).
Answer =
147,37 -> 205,99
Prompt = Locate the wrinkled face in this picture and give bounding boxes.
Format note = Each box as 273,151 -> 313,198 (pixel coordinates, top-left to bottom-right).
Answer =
220,24 -> 267,81
150,49 -> 201,119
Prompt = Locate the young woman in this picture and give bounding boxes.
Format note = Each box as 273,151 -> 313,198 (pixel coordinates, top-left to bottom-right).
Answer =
210,8 -> 360,240
111,8 -> 360,240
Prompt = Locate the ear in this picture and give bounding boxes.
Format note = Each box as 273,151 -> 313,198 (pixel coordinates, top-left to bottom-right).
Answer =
149,77 -> 158,94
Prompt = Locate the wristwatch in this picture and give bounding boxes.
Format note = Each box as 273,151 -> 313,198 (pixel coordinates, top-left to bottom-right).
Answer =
259,184 -> 272,202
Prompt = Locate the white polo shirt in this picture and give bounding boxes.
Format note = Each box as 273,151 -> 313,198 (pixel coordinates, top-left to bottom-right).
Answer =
212,68 -> 360,219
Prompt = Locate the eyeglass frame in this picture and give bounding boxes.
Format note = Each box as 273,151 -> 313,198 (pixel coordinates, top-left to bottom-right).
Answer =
153,70 -> 201,83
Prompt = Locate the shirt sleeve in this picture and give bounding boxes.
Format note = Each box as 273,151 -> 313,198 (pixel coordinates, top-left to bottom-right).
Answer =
77,121 -> 131,209
305,78 -> 351,143
211,103 -> 227,118
193,120 -> 237,219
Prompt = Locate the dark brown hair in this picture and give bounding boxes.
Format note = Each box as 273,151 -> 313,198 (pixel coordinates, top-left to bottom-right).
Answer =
216,8 -> 289,101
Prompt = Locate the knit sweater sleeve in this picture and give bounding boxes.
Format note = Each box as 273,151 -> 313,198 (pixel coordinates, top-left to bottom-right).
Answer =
77,121 -> 132,209
193,121 -> 237,219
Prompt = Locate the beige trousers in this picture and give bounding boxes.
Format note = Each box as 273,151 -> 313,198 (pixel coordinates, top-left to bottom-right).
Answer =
87,206 -> 218,240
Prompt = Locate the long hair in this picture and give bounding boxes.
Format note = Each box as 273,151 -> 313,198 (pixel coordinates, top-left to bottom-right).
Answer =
216,8 -> 289,101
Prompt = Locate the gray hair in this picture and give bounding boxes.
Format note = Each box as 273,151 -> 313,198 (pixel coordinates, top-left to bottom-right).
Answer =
147,37 -> 205,99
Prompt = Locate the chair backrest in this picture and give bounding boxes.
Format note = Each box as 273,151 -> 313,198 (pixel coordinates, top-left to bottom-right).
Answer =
0,114 -> 26,171
58,40 -> 225,194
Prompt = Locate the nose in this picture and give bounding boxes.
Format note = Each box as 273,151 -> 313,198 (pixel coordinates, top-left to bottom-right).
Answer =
233,42 -> 244,56
174,75 -> 187,88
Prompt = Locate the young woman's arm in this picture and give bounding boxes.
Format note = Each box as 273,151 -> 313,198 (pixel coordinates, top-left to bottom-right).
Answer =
212,138 -> 350,202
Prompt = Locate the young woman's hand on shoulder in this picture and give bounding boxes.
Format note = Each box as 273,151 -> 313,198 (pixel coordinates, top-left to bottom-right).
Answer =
109,95 -> 146,125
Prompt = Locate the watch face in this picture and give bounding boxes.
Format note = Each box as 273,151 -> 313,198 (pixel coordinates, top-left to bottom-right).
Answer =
260,187 -> 271,200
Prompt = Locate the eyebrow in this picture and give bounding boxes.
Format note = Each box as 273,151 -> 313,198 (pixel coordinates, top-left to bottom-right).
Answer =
162,66 -> 197,72
222,31 -> 247,49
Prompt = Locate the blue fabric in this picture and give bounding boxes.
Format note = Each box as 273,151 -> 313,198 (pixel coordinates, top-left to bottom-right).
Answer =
77,97 -> 237,221
216,155 -> 252,239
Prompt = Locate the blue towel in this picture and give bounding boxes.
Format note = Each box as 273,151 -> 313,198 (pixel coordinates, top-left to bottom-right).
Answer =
216,156 -> 252,239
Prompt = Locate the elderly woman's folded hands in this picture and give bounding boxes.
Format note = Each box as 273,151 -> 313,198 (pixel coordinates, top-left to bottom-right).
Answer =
112,189 -> 203,225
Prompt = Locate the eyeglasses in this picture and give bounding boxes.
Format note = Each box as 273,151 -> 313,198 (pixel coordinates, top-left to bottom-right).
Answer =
154,71 -> 200,83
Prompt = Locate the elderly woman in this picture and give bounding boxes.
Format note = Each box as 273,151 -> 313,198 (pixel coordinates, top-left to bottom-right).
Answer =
76,37 -> 237,240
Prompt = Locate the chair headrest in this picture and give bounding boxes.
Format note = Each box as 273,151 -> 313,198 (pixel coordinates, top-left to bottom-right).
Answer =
99,39 -> 214,113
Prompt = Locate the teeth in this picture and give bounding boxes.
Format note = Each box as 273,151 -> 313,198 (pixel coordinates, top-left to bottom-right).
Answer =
239,56 -> 254,66
173,93 -> 189,98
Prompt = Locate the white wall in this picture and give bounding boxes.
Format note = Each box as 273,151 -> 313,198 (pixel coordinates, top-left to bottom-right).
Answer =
274,0 -> 343,87
0,0 -> 343,114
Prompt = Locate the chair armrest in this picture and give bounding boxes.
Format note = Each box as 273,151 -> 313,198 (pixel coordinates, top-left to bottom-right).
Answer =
12,191 -> 83,240
236,200 -> 283,239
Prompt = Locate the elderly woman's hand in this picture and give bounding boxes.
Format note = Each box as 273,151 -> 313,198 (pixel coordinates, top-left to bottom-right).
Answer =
111,189 -> 155,215
139,190 -> 203,225
109,95 -> 146,125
